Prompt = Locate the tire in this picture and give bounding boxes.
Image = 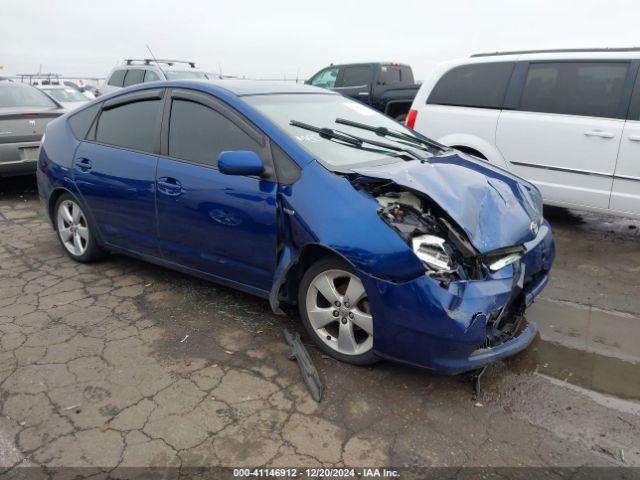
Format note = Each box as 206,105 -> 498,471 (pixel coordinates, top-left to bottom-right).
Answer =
298,257 -> 379,366
54,193 -> 104,263
395,113 -> 407,122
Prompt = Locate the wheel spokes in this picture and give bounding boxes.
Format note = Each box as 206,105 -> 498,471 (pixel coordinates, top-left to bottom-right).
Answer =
73,232 -> 83,255
314,273 -> 341,304
308,307 -> 336,330
61,204 -> 74,224
344,276 -> 366,304
71,203 -> 81,223
59,226 -> 73,242
338,320 -> 358,354
351,310 -> 373,335
76,225 -> 89,241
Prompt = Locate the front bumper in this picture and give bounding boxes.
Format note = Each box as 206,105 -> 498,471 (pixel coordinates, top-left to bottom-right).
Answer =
362,222 -> 555,375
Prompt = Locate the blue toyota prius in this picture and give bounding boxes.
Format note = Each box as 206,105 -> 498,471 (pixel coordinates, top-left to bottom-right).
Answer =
37,79 -> 555,374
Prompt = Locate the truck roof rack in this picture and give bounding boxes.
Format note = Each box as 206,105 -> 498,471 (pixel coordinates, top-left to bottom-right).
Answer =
17,73 -> 62,85
124,59 -> 197,68
471,47 -> 640,57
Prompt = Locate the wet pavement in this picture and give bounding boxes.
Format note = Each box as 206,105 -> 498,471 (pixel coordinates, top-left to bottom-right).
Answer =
0,176 -> 639,472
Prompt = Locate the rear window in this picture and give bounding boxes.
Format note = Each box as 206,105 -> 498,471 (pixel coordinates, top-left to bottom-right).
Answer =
520,62 -> 629,119
0,84 -> 57,108
123,69 -> 145,87
107,70 -> 126,87
341,66 -> 371,87
96,100 -> 161,153
379,66 -> 414,85
428,62 -> 515,109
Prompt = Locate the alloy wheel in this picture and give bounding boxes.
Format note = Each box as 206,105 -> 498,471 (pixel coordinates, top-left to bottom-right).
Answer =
56,199 -> 89,257
305,269 -> 373,355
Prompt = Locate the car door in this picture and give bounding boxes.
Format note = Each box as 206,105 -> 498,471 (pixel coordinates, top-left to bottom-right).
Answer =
611,65 -> 640,215
73,89 -> 163,257
496,61 -> 632,209
155,88 -> 278,293
334,64 -> 373,104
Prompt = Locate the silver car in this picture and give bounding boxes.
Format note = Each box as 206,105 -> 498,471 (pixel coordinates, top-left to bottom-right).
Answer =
0,83 -> 65,176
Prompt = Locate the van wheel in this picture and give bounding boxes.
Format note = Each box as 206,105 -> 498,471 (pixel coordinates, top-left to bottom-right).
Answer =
54,193 -> 104,262
298,258 -> 379,366
395,113 -> 407,122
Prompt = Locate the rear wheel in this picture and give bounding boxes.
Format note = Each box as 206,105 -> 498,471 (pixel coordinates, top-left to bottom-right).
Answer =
298,258 -> 378,365
54,193 -> 104,262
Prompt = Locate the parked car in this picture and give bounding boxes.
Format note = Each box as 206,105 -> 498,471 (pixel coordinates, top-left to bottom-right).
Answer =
407,48 -> 640,218
63,80 -> 97,100
101,59 -> 209,95
39,85 -> 90,110
307,62 -> 420,121
0,82 -> 64,176
37,80 -> 554,374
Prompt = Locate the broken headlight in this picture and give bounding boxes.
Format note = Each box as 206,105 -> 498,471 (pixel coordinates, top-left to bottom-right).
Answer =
487,253 -> 522,272
412,235 -> 457,274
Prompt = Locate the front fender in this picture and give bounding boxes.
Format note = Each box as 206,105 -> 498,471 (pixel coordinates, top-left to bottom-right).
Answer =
268,161 -> 425,312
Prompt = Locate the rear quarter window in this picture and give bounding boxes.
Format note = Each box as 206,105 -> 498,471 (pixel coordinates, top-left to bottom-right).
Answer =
427,62 -> 515,109
107,70 -> 126,87
68,103 -> 101,140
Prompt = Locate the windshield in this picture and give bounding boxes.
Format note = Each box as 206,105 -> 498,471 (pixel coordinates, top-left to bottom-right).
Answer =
0,84 -> 58,108
164,71 -> 208,80
245,94 -> 426,169
42,88 -> 87,103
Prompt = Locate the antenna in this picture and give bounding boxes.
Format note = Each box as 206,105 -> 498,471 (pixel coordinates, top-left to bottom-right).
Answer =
146,45 -> 166,79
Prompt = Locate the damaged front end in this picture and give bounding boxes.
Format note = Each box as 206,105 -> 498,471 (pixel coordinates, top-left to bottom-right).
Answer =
348,172 -> 554,374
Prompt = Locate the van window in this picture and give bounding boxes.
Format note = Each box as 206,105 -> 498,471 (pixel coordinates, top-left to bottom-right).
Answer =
123,69 -> 145,87
168,99 -> 261,168
107,70 -> 126,87
427,62 -> 515,109
96,100 -> 161,153
629,70 -> 640,121
341,66 -> 371,87
520,62 -> 629,119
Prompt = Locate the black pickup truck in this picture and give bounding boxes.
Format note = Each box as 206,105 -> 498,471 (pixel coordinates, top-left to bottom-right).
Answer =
306,62 -> 420,121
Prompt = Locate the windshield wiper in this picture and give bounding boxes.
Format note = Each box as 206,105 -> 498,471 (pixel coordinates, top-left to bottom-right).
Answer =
335,118 -> 448,152
290,120 -> 424,160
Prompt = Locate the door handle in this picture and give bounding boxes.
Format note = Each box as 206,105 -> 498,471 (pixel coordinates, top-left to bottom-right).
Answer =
157,177 -> 183,196
76,158 -> 92,172
357,92 -> 370,96
629,135 -> 640,142
584,130 -> 615,139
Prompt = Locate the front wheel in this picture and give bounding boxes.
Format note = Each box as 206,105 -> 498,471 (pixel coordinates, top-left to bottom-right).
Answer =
298,258 -> 378,365
54,193 -> 104,262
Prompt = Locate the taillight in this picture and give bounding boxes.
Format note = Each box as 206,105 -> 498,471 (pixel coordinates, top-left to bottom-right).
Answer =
406,109 -> 418,129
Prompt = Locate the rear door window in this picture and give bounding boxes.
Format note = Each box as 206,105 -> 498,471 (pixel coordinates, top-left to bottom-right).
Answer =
520,62 -> 629,118
95,99 -> 161,153
123,69 -> 145,87
107,70 -> 126,87
427,62 -> 515,109
168,99 -> 262,168
340,65 -> 371,87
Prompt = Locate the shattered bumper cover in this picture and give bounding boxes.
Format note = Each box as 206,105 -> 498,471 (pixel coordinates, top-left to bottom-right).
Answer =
362,222 -> 555,375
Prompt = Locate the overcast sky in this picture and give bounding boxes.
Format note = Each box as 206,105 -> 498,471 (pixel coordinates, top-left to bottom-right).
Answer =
2,0 -> 639,82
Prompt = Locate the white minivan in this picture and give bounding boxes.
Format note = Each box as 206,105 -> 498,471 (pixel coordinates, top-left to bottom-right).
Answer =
407,48 -> 640,218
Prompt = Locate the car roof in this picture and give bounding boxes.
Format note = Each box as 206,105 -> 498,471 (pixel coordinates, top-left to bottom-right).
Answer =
183,79 -> 336,96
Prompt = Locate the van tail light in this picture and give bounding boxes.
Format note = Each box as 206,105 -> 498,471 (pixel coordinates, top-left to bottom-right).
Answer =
406,109 -> 418,129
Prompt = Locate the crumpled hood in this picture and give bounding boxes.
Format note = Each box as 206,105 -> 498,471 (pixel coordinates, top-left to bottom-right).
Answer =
352,152 -> 542,253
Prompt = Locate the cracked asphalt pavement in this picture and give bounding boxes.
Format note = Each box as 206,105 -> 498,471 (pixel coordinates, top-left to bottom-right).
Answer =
0,176 -> 639,473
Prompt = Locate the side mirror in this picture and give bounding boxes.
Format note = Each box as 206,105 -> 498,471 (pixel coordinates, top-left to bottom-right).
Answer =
218,151 -> 265,176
